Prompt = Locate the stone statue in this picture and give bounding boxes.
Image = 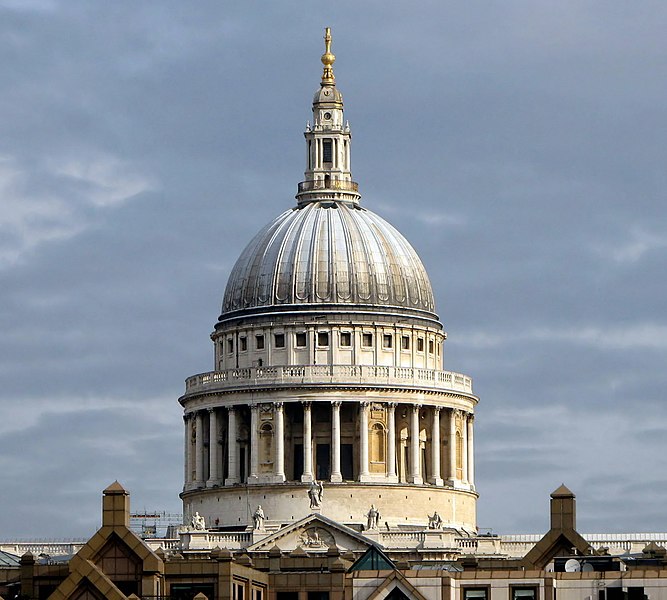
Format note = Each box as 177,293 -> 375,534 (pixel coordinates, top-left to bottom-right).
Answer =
428,511 -> 443,529
253,505 -> 265,530
191,511 -> 206,531
366,504 -> 381,530
308,479 -> 324,509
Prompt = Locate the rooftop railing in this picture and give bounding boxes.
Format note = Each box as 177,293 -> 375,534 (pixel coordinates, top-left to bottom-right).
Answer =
184,364 -> 473,396
297,179 -> 359,193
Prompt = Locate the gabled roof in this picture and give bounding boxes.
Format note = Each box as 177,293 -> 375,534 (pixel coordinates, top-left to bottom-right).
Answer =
246,513 -> 372,553
348,545 -> 395,572
363,570 -> 430,600
522,529 -> 591,569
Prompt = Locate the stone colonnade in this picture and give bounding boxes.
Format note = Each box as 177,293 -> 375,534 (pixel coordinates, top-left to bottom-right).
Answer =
184,402 -> 475,491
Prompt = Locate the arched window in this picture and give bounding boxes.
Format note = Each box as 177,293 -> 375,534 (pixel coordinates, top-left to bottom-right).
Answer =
259,422 -> 273,467
456,429 -> 463,479
370,422 -> 386,473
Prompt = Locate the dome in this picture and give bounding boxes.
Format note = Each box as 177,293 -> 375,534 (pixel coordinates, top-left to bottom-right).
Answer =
220,200 -> 437,320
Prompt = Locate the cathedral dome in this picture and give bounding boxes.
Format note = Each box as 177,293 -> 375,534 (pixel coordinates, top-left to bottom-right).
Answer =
220,200 -> 436,320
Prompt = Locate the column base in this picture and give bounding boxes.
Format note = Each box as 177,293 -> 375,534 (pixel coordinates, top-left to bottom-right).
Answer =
192,480 -> 205,489
329,472 -> 343,483
206,479 -> 222,488
247,475 -> 260,485
429,477 -> 444,487
407,475 -> 424,485
224,478 -> 240,486
385,474 -> 399,483
301,473 -> 314,483
271,473 -> 286,483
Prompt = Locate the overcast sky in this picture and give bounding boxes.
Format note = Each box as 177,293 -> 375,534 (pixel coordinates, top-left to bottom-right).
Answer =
1,1 -> 666,540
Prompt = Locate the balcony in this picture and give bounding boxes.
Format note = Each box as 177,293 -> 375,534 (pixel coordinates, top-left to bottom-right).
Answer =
297,179 -> 359,193
184,364 -> 474,397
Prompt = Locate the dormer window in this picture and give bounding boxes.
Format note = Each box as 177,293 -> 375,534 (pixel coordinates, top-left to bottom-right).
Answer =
323,139 -> 333,163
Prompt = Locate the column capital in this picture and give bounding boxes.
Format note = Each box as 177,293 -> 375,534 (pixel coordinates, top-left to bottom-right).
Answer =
207,407 -> 216,414
331,400 -> 342,408
467,413 -> 475,423
386,401 -> 397,409
360,401 -> 371,410
250,403 -> 260,413
412,403 -> 422,411
432,405 -> 442,413
273,401 -> 284,410
452,408 -> 462,418
301,401 -> 312,409
183,413 -> 192,422
227,405 -> 236,414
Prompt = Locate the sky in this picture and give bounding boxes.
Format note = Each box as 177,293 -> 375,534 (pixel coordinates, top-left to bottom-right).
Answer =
1,1 -> 666,539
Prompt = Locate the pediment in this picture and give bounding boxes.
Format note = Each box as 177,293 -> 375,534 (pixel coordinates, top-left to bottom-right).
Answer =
247,514 -> 372,553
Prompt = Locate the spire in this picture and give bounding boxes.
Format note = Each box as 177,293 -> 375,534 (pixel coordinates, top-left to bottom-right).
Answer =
296,28 -> 360,207
321,27 -> 335,86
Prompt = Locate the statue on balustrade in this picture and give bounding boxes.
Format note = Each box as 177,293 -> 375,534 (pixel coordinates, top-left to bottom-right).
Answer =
366,504 -> 381,530
191,512 -> 206,531
308,479 -> 324,509
428,511 -> 443,529
253,505 -> 265,530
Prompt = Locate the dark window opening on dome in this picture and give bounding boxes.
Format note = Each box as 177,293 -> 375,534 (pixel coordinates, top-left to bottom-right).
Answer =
401,336 -> 410,350
362,333 -> 373,347
295,332 -> 307,347
274,333 -> 285,348
323,139 -> 332,163
383,334 -> 393,349
340,331 -> 351,347
428,340 -> 434,354
240,337 -> 247,352
317,331 -> 329,347
227,338 -> 234,353
417,337 -> 424,352
255,334 -> 265,350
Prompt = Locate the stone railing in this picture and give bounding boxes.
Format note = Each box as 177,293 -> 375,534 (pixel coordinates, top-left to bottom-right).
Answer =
297,179 -> 359,193
0,540 -> 87,557
180,530 -> 253,551
184,365 -> 474,396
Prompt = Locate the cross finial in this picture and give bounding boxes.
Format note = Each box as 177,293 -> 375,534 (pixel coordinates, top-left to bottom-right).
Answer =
321,27 -> 336,86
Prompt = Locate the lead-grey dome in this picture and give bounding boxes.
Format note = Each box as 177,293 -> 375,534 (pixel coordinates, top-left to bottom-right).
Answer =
220,201 -> 437,320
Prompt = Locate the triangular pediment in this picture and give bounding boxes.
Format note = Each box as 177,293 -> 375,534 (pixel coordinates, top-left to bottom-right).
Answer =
247,514 -> 372,553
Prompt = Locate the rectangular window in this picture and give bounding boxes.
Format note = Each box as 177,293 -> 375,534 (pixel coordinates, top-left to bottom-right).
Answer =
295,332 -> 307,347
252,588 -> 264,600
401,335 -> 410,350
383,334 -> 393,348
340,331 -> 352,347
317,331 -> 329,347
323,139 -> 333,163
463,588 -> 488,600
274,333 -> 285,348
240,337 -> 247,352
428,340 -> 434,354
255,334 -> 265,350
417,337 -> 424,352
362,333 -> 373,347
512,587 -> 537,600
227,338 -> 234,353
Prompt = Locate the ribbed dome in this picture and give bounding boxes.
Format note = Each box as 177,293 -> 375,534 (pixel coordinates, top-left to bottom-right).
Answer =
221,201 -> 436,319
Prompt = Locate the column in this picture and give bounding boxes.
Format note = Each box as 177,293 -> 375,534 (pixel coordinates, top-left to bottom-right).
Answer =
359,402 -> 370,480
248,404 -> 259,483
387,403 -> 397,482
194,411 -> 204,487
408,404 -> 423,484
330,401 -> 342,482
448,409 -> 457,486
273,402 -> 285,482
467,414 -> 475,490
207,408 -> 220,487
183,414 -> 192,490
225,407 -> 239,485
430,406 -> 444,486
462,412 -> 469,484
301,402 -> 313,482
